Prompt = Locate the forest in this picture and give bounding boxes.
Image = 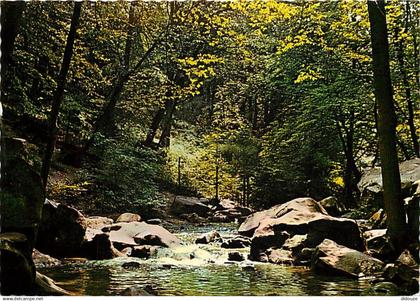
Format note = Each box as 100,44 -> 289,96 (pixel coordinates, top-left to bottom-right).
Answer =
0,0 -> 419,297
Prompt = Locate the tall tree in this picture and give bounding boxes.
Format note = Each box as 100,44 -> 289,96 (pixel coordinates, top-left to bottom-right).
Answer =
0,1 -> 25,79
41,2 -> 82,189
367,0 -> 408,250
83,3 -> 171,152
396,5 -> 419,157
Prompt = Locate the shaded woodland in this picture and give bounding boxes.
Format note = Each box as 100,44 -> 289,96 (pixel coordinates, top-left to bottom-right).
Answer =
0,0 -> 419,297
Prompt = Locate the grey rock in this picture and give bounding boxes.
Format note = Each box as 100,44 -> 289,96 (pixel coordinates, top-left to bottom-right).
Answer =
107,222 -> 181,249
36,200 -> 87,258
170,196 -> 211,217
311,239 -> 384,278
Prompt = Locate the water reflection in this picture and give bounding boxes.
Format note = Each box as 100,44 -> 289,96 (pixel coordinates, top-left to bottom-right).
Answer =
40,258 -> 400,296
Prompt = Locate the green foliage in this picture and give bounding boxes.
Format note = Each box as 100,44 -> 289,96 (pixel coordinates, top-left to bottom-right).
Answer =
3,0 -> 419,213
90,134 -> 166,216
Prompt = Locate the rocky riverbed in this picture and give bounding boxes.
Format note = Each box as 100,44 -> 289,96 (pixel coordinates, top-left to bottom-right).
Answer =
37,223 -> 405,296
28,195 -> 418,296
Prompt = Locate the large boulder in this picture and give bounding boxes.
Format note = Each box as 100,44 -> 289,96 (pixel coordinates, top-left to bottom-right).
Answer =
104,222 -> 181,249
247,198 -> 365,262
383,250 -> 419,294
170,196 -> 211,217
37,200 -> 87,258
358,158 -> 420,208
238,204 -> 284,237
311,239 -> 384,278
239,197 -> 328,237
0,138 -> 44,249
0,232 -> 36,295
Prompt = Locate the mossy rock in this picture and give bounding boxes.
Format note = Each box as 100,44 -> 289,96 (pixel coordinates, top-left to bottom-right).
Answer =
0,232 -> 36,295
0,138 -> 44,231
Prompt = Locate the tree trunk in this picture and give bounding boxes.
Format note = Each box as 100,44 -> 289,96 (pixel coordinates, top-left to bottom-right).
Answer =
246,176 -> 250,205
41,2 -> 82,189
86,3 -> 136,142
215,161 -> 219,202
177,157 -> 181,190
336,110 -> 361,207
242,176 -> 246,207
396,27 -> 419,157
1,1 -> 25,99
252,97 -> 258,130
247,97 -> 253,124
371,100 -> 380,167
0,1 -> 25,80
144,108 -> 165,146
83,8 -> 162,152
367,0 -> 408,250
158,99 -> 176,147
263,99 -> 270,127
207,79 -> 216,123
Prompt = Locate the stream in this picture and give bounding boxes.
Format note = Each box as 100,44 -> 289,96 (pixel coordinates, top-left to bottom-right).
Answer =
38,223 -> 402,296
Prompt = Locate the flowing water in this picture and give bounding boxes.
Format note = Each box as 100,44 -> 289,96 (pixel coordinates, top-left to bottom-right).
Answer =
39,223 -> 402,296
